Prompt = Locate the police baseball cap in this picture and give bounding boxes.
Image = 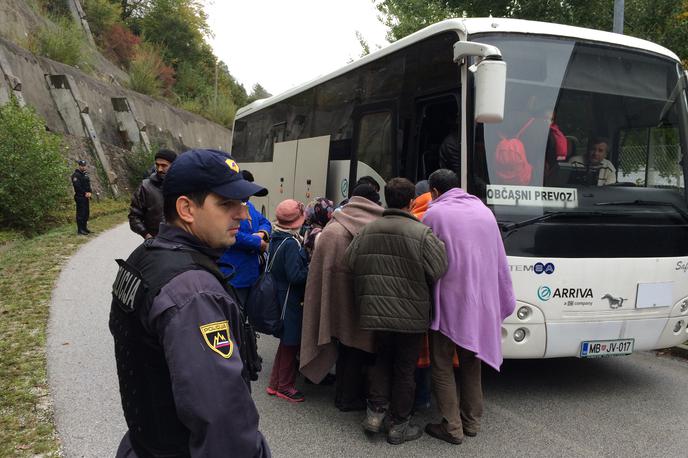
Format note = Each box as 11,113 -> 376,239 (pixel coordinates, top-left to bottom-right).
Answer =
77,160 -> 87,166
163,149 -> 268,200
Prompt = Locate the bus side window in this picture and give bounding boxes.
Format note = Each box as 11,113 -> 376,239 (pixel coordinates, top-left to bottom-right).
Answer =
356,111 -> 393,181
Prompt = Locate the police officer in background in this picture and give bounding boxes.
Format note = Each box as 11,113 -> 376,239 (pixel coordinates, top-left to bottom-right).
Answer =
110,149 -> 271,457
71,159 -> 92,235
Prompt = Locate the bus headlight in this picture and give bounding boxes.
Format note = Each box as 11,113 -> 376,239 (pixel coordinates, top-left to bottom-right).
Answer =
514,328 -> 527,342
516,306 -> 531,320
673,320 -> 684,333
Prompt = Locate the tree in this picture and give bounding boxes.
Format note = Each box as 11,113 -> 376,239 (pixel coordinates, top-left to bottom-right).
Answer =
119,0 -> 153,20
247,84 -> 272,103
139,0 -> 211,66
375,0 -> 687,60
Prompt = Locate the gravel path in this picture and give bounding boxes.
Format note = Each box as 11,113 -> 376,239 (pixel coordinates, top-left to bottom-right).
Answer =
47,223 -> 138,457
47,223 -> 688,457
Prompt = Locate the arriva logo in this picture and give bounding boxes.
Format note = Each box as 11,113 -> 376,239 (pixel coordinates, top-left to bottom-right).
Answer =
537,286 -> 552,301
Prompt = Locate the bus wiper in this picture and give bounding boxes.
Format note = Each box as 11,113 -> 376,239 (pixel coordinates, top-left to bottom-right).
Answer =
594,199 -> 688,223
499,211 -> 604,237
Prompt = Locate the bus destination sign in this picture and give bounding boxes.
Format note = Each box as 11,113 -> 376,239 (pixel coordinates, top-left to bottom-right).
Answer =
486,185 -> 578,208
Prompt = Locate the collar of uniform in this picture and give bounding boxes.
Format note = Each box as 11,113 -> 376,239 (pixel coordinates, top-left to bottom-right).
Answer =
153,223 -> 224,260
382,208 -> 419,222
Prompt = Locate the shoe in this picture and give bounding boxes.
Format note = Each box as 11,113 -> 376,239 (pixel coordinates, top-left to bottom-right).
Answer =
464,428 -> 478,437
305,373 -> 336,385
276,387 -> 305,403
84,228 -> 92,233
387,420 -> 423,445
77,230 -> 89,235
266,386 -> 277,396
424,423 -> 462,445
336,399 -> 366,412
361,406 -> 387,433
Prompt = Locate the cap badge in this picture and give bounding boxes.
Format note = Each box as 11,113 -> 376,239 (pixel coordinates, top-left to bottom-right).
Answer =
225,159 -> 240,173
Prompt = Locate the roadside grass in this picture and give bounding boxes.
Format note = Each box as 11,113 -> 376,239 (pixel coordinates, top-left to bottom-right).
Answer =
0,199 -> 129,456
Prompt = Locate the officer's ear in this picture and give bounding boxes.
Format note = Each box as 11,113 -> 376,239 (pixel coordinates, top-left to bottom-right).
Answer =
176,196 -> 195,224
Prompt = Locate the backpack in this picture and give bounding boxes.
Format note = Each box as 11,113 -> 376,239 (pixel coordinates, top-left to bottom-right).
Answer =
245,237 -> 296,336
495,118 -> 534,185
549,122 -> 568,161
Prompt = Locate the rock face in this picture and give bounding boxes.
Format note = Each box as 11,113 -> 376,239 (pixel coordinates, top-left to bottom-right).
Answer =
0,1 -> 234,195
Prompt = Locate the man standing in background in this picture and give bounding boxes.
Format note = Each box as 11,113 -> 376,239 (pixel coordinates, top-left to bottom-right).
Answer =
128,149 -> 177,239
71,159 -> 92,235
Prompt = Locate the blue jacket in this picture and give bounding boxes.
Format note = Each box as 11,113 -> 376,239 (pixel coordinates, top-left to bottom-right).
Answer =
219,202 -> 272,288
269,230 -> 308,346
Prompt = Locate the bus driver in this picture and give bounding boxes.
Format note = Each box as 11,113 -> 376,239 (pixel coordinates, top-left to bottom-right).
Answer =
567,137 -> 617,185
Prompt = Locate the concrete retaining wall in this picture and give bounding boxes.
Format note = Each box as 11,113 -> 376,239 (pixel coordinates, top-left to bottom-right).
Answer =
0,37 -> 232,153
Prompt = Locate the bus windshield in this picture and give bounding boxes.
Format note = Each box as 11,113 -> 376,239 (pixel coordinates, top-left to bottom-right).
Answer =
471,35 -> 688,227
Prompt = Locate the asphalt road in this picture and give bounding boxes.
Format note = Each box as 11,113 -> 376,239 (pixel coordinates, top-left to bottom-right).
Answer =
48,223 -> 688,457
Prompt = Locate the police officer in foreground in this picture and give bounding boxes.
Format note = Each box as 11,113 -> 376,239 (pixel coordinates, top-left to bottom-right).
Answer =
71,159 -> 92,235
110,149 -> 271,457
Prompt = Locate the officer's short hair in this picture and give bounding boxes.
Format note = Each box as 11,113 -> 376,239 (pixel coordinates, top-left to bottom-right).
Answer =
429,169 -> 460,196
163,190 -> 212,223
384,177 -> 415,209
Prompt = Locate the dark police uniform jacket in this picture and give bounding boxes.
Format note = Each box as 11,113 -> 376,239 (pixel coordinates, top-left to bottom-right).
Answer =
110,223 -> 270,458
128,172 -> 164,237
71,169 -> 92,196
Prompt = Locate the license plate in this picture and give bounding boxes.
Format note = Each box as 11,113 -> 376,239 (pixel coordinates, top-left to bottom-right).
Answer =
579,339 -> 634,358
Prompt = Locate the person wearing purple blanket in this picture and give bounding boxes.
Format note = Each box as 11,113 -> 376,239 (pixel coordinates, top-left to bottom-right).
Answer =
422,169 -> 516,445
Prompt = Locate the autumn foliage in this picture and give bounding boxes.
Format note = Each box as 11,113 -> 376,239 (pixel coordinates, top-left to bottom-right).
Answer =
101,24 -> 140,68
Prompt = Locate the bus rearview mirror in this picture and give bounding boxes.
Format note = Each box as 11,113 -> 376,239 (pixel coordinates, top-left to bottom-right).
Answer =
472,58 -> 506,123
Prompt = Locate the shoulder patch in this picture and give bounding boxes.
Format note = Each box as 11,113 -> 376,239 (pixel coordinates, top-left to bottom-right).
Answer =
200,321 -> 233,359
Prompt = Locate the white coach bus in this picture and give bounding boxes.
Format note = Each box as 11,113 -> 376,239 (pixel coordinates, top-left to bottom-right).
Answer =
231,18 -> 688,359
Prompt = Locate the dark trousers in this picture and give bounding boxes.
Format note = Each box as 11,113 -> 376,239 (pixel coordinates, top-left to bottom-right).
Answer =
367,331 -> 424,424
335,344 -> 370,411
429,330 -> 483,439
74,195 -> 89,231
269,342 -> 298,391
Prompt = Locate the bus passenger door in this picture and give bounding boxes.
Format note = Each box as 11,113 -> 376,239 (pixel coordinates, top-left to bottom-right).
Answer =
293,135 -> 330,205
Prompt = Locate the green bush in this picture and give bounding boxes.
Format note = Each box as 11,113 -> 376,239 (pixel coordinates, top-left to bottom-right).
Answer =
82,0 -> 122,37
0,100 -> 71,234
128,44 -> 172,97
32,17 -> 89,68
204,91 -> 237,127
124,143 -> 157,189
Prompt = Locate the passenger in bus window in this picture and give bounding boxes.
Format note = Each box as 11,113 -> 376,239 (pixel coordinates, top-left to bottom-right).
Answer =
567,137 -> 617,185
